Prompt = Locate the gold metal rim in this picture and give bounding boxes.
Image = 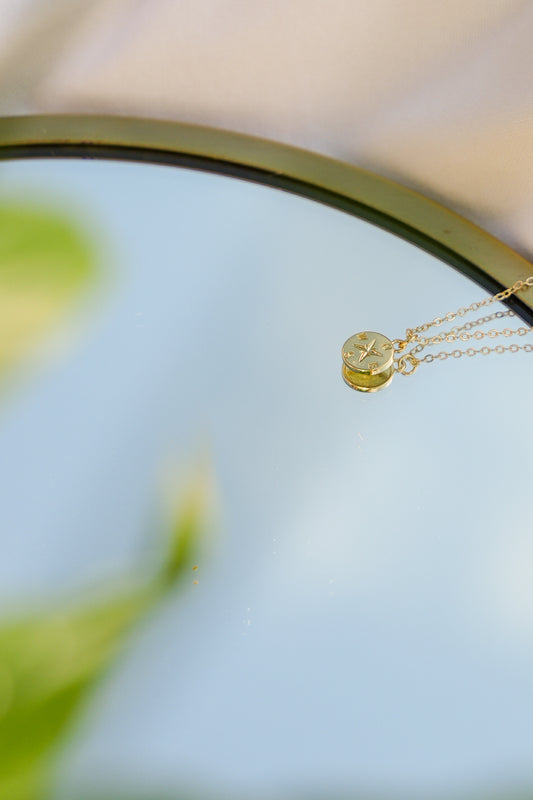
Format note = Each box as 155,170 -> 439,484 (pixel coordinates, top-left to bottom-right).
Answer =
0,114 -> 531,321
342,364 -> 395,393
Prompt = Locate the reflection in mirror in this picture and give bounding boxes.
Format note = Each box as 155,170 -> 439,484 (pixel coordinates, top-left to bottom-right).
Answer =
0,158 -> 532,800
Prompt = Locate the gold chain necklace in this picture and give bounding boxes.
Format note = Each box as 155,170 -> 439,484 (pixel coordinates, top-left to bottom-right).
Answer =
342,276 -> 533,392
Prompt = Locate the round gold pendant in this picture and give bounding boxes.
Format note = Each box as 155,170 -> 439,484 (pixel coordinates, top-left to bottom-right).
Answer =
341,331 -> 394,393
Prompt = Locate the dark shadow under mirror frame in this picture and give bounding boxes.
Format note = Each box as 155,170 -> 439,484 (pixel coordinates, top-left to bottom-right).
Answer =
0,114 -> 532,323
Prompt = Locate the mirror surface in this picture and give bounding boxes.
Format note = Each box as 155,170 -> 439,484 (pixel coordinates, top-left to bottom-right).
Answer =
0,157 -> 532,800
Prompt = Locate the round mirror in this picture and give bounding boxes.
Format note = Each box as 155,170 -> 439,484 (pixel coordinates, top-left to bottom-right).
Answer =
1,118 -> 532,800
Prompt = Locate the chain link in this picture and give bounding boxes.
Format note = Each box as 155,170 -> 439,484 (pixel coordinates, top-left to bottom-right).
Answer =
412,324 -> 531,349
395,276 -> 533,375
404,277 -> 533,340
420,342 -> 533,365
450,308 -> 515,333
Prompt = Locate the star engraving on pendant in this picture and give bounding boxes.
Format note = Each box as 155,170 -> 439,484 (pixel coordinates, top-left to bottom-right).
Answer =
354,338 -> 383,364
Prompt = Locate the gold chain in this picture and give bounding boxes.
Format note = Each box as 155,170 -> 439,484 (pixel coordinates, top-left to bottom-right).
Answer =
395,276 -> 533,376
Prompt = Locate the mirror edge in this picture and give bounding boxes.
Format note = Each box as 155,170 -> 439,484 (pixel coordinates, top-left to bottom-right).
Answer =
0,113 -> 531,321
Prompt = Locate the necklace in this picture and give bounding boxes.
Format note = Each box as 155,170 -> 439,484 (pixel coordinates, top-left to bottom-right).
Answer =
342,276 -> 533,392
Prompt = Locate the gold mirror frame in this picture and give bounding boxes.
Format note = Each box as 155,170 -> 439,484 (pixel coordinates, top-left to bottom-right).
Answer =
0,114 -> 532,322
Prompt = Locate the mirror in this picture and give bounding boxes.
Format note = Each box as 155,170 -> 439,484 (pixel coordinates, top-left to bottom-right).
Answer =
1,151 -> 532,800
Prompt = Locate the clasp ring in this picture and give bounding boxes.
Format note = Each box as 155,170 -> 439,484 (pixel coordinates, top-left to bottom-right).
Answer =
397,354 -> 419,376
392,339 -> 407,353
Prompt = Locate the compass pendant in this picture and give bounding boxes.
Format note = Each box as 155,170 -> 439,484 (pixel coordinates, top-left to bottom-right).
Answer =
342,331 -> 394,392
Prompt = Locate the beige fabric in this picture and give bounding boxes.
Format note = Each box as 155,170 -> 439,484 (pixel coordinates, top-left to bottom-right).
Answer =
1,0 -> 532,258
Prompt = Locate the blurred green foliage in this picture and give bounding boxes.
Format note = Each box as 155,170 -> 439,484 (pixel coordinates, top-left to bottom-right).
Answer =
0,476 -> 206,800
0,201 -> 206,799
0,592 -> 148,800
0,203 -> 94,376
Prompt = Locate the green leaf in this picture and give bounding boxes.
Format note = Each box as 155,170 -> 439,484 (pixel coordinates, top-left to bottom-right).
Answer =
0,202 -> 211,798
0,203 -> 95,377
0,477 -> 208,800
160,473 -> 210,588
0,592 -> 148,800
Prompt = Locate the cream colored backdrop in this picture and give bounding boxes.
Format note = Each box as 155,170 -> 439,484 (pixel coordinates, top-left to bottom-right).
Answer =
0,0 -> 532,257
